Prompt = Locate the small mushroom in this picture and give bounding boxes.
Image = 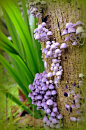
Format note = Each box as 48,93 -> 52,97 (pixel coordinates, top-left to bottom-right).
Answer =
46,99 -> 53,106
57,114 -> 63,119
70,117 -> 77,122
60,43 -> 67,49
62,29 -> 68,35
43,116 -> 48,123
76,26 -> 85,35
68,27 -> 76,33
66,22 -> 74,28
53,107 -> 58,112
47,31 -> 53,36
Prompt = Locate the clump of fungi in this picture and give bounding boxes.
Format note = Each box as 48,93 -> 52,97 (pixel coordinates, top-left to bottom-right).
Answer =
29,4 -> 86,129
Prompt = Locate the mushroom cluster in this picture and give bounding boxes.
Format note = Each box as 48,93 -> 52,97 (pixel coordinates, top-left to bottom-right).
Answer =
30,6 -> 42,18
34,23 -> 53,42
42,42 -> 67,85
62,21 -> 86,46
28,71 -> 63,128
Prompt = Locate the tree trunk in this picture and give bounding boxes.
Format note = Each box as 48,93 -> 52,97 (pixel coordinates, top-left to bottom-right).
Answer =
29,0 -> 86,129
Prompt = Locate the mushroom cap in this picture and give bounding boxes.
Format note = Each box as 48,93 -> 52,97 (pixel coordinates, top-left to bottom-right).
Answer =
62,29 -> 68,35
46,41 -> 51,45
41,32 -> 47,37
57,114 -> 63,119
52,118 -> 58,124
35,34 -> 41,40
79,73 -> 84,78
66,22 -> 74,28
47,31 -> 53,36
45,29 -> 48,32
42,22 -> 46,27
46,44 -> 50,49
65,37 -> 70,41
29,84 -> 33,90
52,90 -> 57,95
70,117 -> 76,122
49,84 -> 54,89
49,116 -> 53,121
53,102 -> 57,107
72,41 -> 77,45
54,42 -> 60,46
28,92 -> 32,97
76,26 -> 85,34
51,44 -> 56,49
38,25 -> 43,31
44,104 -> 48,109
81,32 -> 86,38
53,107 -> 58,112
47,72 -> 53,77
56,71 -> 62,76
65,104 -> 70,109
52,59 -> 58,63
42,77 -> 47,82
54,66 -> 58,71
46,99 -> 53,105
47,51 -> 52,56
55,49 -> 61,54
46,90 -> 52,96
51,112 -> 56,117
42,86 -> 48,91
34,28 -> 38,33
60,43 -> 67,49
71,103 -> 76,108
68,27 -> 76,33
37,95 -> 42,100
46,120 -> 51,126
46,108 -> 51,114
43,116 -> 48,123
74,21 -> 85,26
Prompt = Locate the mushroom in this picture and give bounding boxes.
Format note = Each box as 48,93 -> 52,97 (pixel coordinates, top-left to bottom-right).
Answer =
76,26 -> 85,35
42,22 -> 46,27
43,116 -> 48,123
53,107 -> 58,112
47,31 -> 53,36
62,29 -> 68,35
66,22 -> 74,28
60,43 -> 67,49
52,90 -> 57,95
70,117 -> 77,122
46,99 -> 53,106
57,114 -> 63,119
46,41 -> 51,45
68,27 -> 76,33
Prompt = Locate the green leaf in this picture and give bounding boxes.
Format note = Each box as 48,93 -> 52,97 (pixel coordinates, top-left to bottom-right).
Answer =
1,0 -> 39,76
0,84 -> 33,115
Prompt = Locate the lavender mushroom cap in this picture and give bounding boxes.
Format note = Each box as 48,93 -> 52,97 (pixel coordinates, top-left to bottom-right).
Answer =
68,27 -> 76,33
60,43 -> 67,49
43,116 -> 48,123
47,99 -> 53,105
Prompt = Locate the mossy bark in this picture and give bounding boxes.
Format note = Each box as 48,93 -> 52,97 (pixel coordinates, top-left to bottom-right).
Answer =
29,0 -> 86,129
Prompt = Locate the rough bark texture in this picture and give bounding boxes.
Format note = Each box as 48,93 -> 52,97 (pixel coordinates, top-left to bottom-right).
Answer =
29,0 -> 86,129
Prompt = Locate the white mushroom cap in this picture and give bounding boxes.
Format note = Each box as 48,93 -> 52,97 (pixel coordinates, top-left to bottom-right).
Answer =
46,120 -> 51,126
53,107 -> 58,112
51,44 -> 56,49
55,49 -> 61,54
46,41 -> 51,45
76,26 -> 85,34
60,43 -> 67,49
46,99 -> 53,105
46,44 -> 50,49
54,66 -> 58,71
38,25 -> 43,31
51,112 -> 56,117
42,22 -> 46,27
52,59 -> 58,63
51,63 -> 55,67
65,104 -> 70,109
66,22 -> 74,28
52,90 -> 57,95
56,71 -> 62,76
34,28 -> 38,33
47,31 -> 53,36
54,42 -> 60,46
68,27 -> 76,33
70,117 -> 76,122
65,37 -> 70,41
57,114 -> 63,119
43,116 -> 48,123
52,119 -> 58,124
46,108 -> 51,114
46,90 -> 52,96
47,72 -> 53,77
35,34 -> 41,40
45,29 -> 48,32
62,29 -> 68,35
72,41 -> 77,45
74,21 -> 85,26
47,51 -> 52,56
79,73 -> 84,78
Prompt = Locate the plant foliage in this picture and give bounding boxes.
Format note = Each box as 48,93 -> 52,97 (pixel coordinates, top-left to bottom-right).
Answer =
0,0 -> 44,118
